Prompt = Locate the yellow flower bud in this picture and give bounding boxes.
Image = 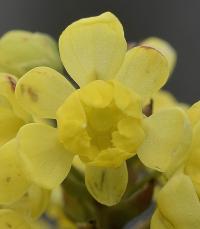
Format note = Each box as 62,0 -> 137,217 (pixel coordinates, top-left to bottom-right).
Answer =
0,31 -> 63,77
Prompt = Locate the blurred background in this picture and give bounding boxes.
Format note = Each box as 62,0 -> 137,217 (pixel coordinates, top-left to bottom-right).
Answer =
0,0 -> 198,104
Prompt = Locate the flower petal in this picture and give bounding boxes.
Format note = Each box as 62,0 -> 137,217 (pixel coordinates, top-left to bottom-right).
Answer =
16,67 -> 74,119
0,139 -> 30,205
57,91 -> 89,157
17,123 -> 74,189
79,80 -> 114,108
0,209 -> 32,229
0,96 -> 25,146
151,210 -> 173,229
187,101 -> 200,127
137,108 -> 192,172
0,73 -> 17,102
185,121 -> 200,183
0,72 -> 31,121
153,90 -> 178,113
59,12 -> 127,86
111,79 -> 142,118
9,184 -> 50,219
151,174 -> 200,229
88,148 -> 131,168
85,162 -> 128,206
141,37 -> 177,74
116,46 -> 169,102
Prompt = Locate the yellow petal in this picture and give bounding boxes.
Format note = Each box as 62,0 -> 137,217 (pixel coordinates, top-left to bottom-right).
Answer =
193,182 -> 200,198
0,209 -> 32,229
112,117 -> 145,155
17,123 -> 74,189
16,67 -> 74,119
137,108 -> 192,172
88,148 -> 131,168
151,210 -> 173,229
0,96 -> 25,146
185,121 -> 200,183
0,73 -> 30,121
73,155 -> 85,173
9,185 -> 50,219
152,174 -> 200,229
187,101 -> 200,127
153,90 -> 178,113
153,90 -> 188,117
111,79 -> 142,118
116,46 -> 169,102
79,80 -> 113,108
0,73 -> 17,101
0,139 -> 30,205
142,37 -> 177,74
85,162 -> 128,206
59,12 -> 127,86
57,91 -> 89,156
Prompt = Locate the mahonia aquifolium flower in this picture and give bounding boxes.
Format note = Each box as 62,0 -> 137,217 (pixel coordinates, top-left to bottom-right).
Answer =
0,140 -> 50,227
0,30 -> 63,77
0,11 -> 199,229
150,101 -> 200,229
0,73 -> 50,216
0,40 -> 59,225
0,74 -> 59,227
0,74 -> 31,204
151,174 -> 200,229
183,101 -> 200,195
13,12 -> 192,206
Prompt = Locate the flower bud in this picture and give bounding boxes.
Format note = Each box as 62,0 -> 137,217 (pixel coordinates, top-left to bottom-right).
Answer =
0,30 -> 63,77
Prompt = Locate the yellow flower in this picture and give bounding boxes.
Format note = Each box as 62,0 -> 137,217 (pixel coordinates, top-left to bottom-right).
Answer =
57,80 -> 144,167
184,101 -> 200,195
151,174 -> 200,229
0,140 -> 49,220
151,101 -> 200,229
15,12 -> 191,206
0,30 -> 63,77
0,73 -> 32,205
0,73 -> 52,213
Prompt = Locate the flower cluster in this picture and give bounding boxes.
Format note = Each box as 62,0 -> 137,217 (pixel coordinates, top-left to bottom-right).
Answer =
0,12 -> 199,229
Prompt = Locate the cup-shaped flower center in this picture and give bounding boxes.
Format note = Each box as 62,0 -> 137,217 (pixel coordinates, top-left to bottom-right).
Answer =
57,80 -> 145,167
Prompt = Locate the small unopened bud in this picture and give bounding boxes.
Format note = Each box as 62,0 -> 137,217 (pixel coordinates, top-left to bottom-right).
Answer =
0,30 -> 63,77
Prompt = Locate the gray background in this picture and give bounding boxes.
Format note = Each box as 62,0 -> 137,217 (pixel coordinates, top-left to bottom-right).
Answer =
0,0 -> 199,104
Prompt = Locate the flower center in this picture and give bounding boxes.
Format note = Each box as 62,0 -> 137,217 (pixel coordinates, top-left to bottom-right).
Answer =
57,80 -> 145,167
